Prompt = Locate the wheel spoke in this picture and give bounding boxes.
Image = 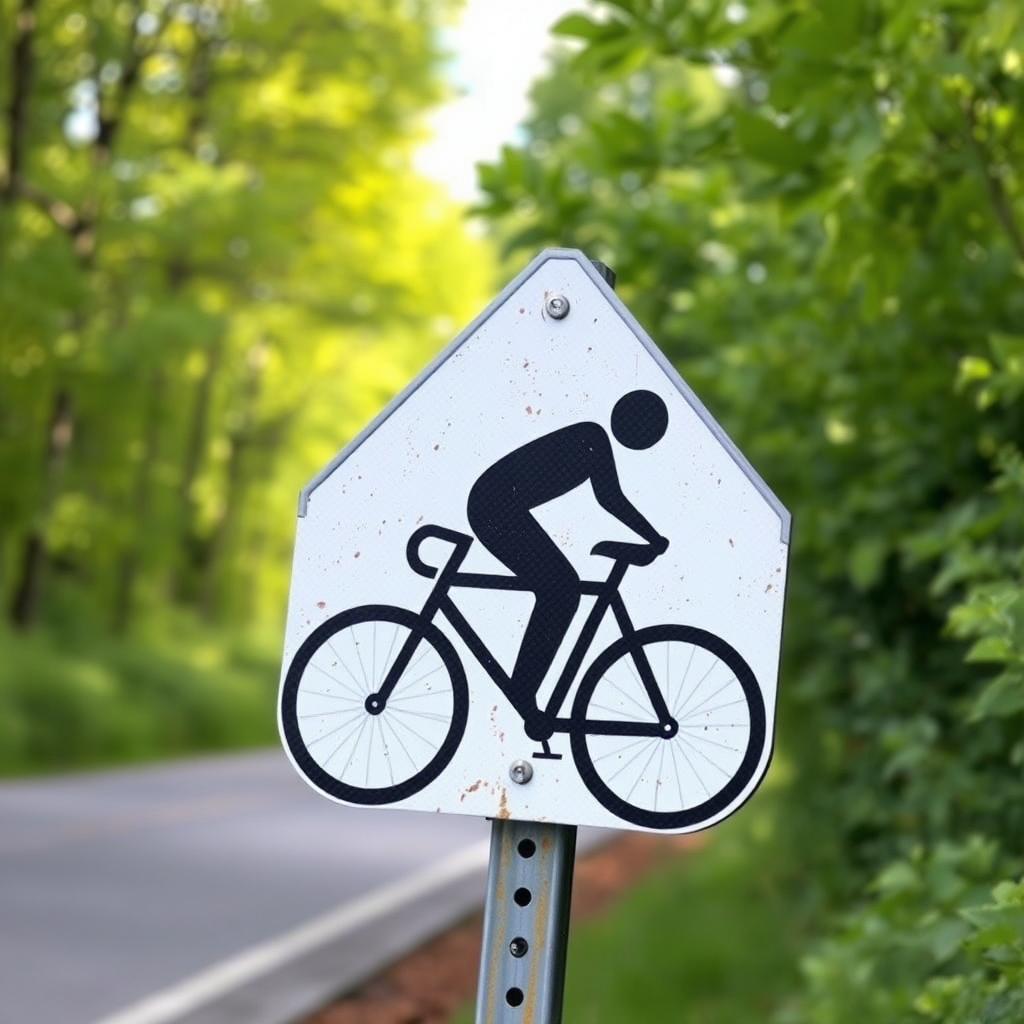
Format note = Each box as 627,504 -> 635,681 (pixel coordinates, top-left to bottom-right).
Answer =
653,742 -> 667,812
668,740 -> 686,809
336,717 -> 370,777
299,705 -> 363,719
679,722 -> 747,729
393,662 -> 447,695
380,624 -> 403,685
306,658 -> 364,701
676,732 -> 732,777
625,742 -> 661,802
601,667 -> 653,719
590,735 -> 651,763
684,677 -> 738,718
371,622 -> 377,688
680,697 -> 747,720
365,714 -> 375,786
388,709 -> 444,751
389,707 -> 453,724
588,699 -> 649,722
678,730 -> 742,754
675,655 -> 720,717
672,642 -> 698,717
672,734 -> 710,797
298,683 -> 362,702
388,689 -> 452,704
606,736 -> 659,785
407,641 -> 436,675
305,710 -> 364,747
381,714 -> 418,775
350,623 -> 371,693
378,718 -> 394,786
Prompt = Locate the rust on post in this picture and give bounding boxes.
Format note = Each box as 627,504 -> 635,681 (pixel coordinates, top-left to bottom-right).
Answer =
474,819 -> 577,1024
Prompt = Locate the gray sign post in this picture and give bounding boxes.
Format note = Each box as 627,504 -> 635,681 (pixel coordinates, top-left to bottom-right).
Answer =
475,819 -> 576,1024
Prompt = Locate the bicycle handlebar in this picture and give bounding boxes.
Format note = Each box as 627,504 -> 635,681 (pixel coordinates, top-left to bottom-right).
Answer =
590,539 -> 665,567
407,524 -> 474,579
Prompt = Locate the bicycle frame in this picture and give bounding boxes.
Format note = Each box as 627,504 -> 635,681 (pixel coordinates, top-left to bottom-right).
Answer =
371,526 -> 675,739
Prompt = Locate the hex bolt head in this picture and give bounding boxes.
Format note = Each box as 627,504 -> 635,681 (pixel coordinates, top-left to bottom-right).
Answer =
509,760 -> 534,785
509,936 -> 529,958
545,294 -> 570,319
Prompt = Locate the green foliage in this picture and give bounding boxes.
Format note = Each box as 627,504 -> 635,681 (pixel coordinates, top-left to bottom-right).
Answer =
475,0 -> 1024,1019
789,841 -> 1024,1024
0,0 -> 492,630
0,610 -> 280,773
0,0 -> 494,765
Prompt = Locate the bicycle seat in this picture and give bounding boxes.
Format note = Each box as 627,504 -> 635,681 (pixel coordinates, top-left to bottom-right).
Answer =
407,524 -> 474,578
590,540 -> 661,566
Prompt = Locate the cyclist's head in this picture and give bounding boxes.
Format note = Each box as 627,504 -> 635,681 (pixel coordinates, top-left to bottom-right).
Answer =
611,390 -> 669,450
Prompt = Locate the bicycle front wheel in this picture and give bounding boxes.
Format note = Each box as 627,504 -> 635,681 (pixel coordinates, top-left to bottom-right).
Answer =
280,605 -> 468,805
571,625 -> 766,830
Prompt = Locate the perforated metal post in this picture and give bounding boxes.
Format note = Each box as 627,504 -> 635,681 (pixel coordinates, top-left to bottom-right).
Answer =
474,819 -> 577,1024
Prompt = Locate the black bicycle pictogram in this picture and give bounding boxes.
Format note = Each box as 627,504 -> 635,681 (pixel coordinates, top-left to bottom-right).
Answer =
280,526 -> 766,830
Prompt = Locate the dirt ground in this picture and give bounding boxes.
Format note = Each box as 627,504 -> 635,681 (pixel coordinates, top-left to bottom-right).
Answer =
303,831 -> 700,1024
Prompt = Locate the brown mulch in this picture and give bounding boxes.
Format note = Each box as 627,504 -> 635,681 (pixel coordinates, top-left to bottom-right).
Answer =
303,831 -> 701,1024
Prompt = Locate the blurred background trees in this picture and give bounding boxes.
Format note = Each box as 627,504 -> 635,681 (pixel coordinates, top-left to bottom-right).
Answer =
0,0 -> 492,766
475,0 -> 1024,1020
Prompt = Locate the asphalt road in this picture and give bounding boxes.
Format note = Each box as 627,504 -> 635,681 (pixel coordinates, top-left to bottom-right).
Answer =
0,750 -> 489,1024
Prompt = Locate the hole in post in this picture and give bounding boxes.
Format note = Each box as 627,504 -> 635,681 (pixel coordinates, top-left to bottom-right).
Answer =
513,887 -> 532,907
506,987 -> 525,1007
517,838 -> 536,858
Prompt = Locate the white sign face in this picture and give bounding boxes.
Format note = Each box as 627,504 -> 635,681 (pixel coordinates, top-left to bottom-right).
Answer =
278,249 -> 790,834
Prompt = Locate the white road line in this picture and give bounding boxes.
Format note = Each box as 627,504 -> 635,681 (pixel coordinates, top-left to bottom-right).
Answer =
88,837 -> 492,1024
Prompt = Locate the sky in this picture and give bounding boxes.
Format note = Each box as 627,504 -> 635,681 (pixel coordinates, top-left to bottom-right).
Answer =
415,0 -> 581,201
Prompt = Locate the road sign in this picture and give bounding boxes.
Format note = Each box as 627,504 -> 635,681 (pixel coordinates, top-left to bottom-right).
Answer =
278,248 -> 790,834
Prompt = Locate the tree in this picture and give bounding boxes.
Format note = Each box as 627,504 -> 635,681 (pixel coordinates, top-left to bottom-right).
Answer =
0,0 -> 492,632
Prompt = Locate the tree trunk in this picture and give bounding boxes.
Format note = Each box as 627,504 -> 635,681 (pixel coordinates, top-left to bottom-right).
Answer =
170,337 -> 222,602
200,339 -> 270,618
111,371 -> 164,632
8,389 -> 74,629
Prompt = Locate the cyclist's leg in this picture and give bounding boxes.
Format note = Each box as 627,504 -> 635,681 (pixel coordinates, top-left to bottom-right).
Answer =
467,506 -> 579,714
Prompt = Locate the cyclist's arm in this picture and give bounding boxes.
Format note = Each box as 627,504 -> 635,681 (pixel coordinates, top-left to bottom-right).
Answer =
587,432 -> 668,552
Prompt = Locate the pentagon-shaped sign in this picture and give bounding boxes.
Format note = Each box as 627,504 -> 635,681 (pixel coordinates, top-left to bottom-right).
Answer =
279,249 -> 790,833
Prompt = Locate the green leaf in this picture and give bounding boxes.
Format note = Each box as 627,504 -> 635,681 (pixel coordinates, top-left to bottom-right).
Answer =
970,672 -> 1024,719
551,12 -> 623,41
965,635 -> 1013,662
848,537 -> 887,591
733,109 -> 821,172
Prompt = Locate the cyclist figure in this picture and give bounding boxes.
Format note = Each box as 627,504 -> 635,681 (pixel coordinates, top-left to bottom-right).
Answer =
467,389 -> 670,738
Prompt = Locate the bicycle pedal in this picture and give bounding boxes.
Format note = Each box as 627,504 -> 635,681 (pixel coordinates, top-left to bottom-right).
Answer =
532,749 -> 563,761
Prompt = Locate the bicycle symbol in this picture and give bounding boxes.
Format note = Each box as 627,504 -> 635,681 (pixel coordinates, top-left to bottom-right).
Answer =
280,525 -> 767,830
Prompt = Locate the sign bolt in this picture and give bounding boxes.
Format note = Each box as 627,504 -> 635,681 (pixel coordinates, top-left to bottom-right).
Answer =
545,294 -> 570,319
509,760 -> 533,785
509,936 -> 529,958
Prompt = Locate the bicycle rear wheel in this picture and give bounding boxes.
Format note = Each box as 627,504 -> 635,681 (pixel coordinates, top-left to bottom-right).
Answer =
280,605 -> 468,805
571,625 -> 766,830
